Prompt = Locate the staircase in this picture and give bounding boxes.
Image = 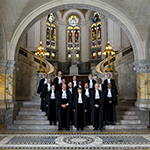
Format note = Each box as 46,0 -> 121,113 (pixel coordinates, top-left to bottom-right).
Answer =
7,100 -> 148,130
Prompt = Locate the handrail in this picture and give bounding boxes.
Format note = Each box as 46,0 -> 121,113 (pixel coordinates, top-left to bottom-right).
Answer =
96,46 -> 133,73
19,47 -> 54,74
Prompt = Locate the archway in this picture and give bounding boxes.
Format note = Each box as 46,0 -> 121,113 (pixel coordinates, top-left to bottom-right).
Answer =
8,0 -> 143,63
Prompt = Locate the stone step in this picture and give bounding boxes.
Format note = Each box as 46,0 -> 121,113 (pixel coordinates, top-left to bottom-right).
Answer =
124,111 -> 136,115
7,125 -> 58,130
16,115 -> 47,120
20,108 -> 41,112
14,120 -> 49,125
7,124 -> 148,130
122,115 -> 139,120
18,111 -> 46,116
104,125 -> 148,130
22,102 -> 40,106
120,120 -> 141,125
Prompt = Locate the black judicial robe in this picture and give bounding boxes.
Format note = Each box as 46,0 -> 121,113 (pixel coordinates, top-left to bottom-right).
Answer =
53,77 -> 62,88
57,90 -> 71,129
98,83 -> 105,92
68,88 -> 75,125
104,88 -> 117,123
37,78 -> 46,94
91,90 -> 104,129
82,88 -> 92,124
73,93 -> 87,128
86,79 -> 96,89
104,79 -> 118,95
41,83 -> 52,112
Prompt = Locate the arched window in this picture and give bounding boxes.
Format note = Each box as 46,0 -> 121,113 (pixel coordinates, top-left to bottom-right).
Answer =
91,12 -> 101,49
46,13 -> 56,49
67,15 -> 80,50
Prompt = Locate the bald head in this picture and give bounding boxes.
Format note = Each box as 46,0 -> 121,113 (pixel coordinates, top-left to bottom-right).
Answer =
62,84 -> 67,90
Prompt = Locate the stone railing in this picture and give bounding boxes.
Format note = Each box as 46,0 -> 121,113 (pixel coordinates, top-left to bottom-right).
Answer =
19,47 -> 54,74
16,47 -> 55,101
95,46 -> 136,101
96,46 -> 133,73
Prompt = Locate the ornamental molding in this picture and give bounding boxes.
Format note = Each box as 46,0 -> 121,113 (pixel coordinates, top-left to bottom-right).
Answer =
133,60 -> 150,74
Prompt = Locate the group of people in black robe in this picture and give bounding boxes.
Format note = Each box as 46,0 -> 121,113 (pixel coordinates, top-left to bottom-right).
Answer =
37,71 -> 118,131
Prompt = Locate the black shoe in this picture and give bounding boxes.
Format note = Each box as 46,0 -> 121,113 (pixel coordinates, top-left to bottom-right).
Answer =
110,122 -> 115,125
58,128 -> 62,131
93,128 -> 98,130
99,128 -> 102,131
81,128 -> 84,131
77,128 -> 79,130
66,128 -> 69,131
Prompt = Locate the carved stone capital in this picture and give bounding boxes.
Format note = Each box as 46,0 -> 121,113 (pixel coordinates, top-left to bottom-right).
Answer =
6,60 -> 18,74
133,60 -> 150,74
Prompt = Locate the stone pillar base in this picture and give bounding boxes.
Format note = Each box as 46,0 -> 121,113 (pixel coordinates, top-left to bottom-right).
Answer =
69,64 -> 79,75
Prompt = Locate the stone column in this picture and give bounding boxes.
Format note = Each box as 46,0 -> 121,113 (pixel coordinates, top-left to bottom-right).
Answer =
5,60 -> 18,127
0,60 -> 7,125
133,60 -> 150,109
57,20 -> 67,62
80,20 -> 90,62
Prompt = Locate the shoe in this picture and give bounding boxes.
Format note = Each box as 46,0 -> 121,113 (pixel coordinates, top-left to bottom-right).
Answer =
110,122 -> 115,125
66,128 -> 69,131
77,128 -> 79,130
93,128 -> 98,130
81,128 -> 84,131
99,128 -> 102,131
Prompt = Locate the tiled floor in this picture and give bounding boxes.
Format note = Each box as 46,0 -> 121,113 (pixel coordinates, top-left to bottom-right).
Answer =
0,127 -> 150,149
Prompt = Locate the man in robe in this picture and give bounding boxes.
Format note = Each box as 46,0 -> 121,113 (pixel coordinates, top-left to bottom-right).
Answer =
45,84 -> 57,125
97,78 -> 105,92
82,83 -> 92,125
91,83 -> 104,131
86,74 -> 96,90
57,84 -> 71,130
104,83 -> 117,125
37,73 -> 48,111
53,71 -> 62,89
72,75 -> 78,89
73,87 -> 87,130
56,78 -> 66,91
68,82 -> 75,125
41,78 -> 52,115
104,73 -> 118,94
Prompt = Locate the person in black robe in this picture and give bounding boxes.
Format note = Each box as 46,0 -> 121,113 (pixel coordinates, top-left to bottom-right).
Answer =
37,73 -> 48,111
97,78 -> 105,92
104,73 -> 118,94
53,71 -> 62,89
68,82 -> 75,125
86,74 -> 96,90
57,84 -> 71,130
73,87 -> 87,130
77,80 -> 84,90
56,78 -> 66,91
45,84 -> 57,125
82,82 -> 92,125
104,83 -> 117,125
72,75 -> 78,94
91,83 -> 104,131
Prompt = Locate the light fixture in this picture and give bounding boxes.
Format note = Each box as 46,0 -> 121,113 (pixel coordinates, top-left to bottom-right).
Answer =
68,53 -> 72,59
97,51 -> 101,57
76,53 -> 79,59
51,52 -> 55,59
92,52 -> 96,58
103,41 -> 115,72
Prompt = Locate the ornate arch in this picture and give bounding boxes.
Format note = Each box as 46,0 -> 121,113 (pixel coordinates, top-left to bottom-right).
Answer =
8,0 -> 143,62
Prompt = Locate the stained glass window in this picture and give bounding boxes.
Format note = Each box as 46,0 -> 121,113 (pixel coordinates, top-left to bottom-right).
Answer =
46,13 -> 56,49
91,12 -> 101,49
68,15 -> 79,26
67,15 -> 80,50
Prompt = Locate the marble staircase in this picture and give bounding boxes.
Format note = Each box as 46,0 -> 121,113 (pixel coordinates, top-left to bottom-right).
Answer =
7,100 -> 149,130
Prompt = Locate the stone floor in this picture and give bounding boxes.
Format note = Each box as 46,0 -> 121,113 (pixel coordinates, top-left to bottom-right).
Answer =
0,126 -> 150,150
